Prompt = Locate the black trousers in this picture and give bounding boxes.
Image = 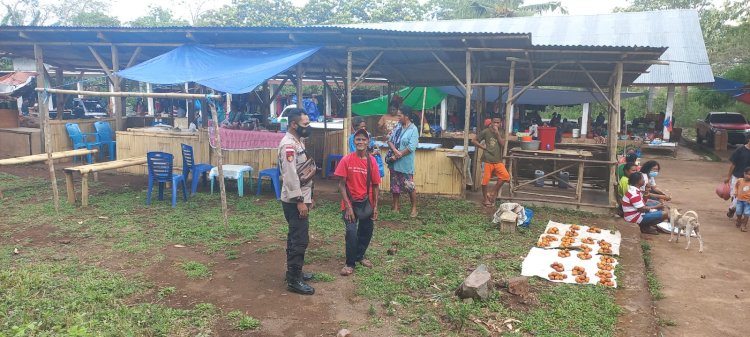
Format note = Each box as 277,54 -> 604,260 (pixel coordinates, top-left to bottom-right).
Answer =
282,201 -> 309,273
342,211 -> 374,267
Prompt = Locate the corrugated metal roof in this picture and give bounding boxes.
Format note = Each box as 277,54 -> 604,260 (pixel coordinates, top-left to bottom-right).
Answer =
329,9 -> 713,85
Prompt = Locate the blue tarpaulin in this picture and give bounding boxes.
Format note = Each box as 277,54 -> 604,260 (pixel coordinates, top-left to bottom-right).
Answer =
437,86 -> 644,106
116,45 -> 320,94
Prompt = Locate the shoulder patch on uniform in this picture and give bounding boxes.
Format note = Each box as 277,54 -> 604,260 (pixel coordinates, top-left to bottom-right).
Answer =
285,145 -> 295,162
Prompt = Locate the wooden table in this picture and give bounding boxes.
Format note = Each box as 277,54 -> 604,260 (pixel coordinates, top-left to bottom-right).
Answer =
64,156 -> 147,206
507,147 -> 597,208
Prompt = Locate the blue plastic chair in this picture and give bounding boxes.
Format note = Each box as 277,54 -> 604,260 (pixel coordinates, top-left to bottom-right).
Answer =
146,152 -> 187,208
180,144 -> 213,195
93,121 -> 116,161
65,123 -> 100,164
325,154 -> 344,177
256,167 -> 281,200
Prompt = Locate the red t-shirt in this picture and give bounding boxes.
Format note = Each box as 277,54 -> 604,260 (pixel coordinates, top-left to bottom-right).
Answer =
334,153 -> 382,211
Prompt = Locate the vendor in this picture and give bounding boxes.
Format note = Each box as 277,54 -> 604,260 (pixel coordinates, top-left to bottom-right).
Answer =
378,101 -> 401,138
622,172 -> 669,235
223,101 -> 245,127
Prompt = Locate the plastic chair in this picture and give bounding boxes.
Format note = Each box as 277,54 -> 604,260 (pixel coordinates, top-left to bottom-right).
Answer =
325,154 -> 344,177
146,151 -> 187,208
93,121 -> 116,161
180,144 -> 213,195
256,167 -> 281,200
65,123 -> 100,164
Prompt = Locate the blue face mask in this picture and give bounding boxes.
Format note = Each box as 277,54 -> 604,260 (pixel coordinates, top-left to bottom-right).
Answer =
649,171 -> 659,178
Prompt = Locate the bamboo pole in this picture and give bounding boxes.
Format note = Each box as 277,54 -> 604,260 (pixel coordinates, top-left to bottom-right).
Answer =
420,86 -> 427,137
209,102 -> 229,231
608,62 -> 623,208
462,50 -> 472,198
55,68 -> 64,120
111,45 -> 122,131
35,88 -> 222,99
35,44 -> 60,212
344,50 -> 352,153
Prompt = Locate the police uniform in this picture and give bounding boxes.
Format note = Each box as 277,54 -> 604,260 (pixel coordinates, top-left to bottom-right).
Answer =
278,131 -> 313,285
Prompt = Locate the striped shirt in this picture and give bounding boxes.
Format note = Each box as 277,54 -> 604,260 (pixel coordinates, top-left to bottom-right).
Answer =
622,185 -> 645,224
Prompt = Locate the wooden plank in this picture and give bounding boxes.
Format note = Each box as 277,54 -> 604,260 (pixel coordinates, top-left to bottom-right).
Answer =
510,147 -> 593,158
65,171 -> 75,204
65,156 -> 146,174
36,44 -> 60,211
0,149 -> 98,165
81,172 -> 89,206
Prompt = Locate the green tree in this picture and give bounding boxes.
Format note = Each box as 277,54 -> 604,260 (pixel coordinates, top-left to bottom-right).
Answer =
128,6 -> 189,27
427,0 -> 566,20
196,0 -> 301,26
0,0 -> 47,25
301,0 -> 426,24
67,12 -> 120,26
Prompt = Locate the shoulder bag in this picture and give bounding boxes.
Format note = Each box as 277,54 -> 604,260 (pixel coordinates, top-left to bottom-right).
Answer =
347,156 -> 374,219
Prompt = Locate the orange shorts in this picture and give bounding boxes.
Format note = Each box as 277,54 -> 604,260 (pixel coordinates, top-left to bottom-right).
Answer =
482,162 -> 510,185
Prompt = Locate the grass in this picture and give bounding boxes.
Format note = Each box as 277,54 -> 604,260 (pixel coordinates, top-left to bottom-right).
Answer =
0,263 -> 217,336
180,261 -> 211,279
641,241 -> 664,300
0,171 -> 625,336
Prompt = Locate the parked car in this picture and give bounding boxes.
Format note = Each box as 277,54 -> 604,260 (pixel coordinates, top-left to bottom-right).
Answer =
272,104 -> 343,130
696,112 -> 750,145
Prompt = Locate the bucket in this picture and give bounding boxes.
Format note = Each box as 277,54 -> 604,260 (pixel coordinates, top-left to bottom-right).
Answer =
538,127 -> 556,151
534,170 -> 545,187
559,171 -> 570,189
572,129 -> 580,138
520,140 -> 540,150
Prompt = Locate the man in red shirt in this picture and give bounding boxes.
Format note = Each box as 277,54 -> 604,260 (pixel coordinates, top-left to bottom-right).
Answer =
335,128 -> 382,276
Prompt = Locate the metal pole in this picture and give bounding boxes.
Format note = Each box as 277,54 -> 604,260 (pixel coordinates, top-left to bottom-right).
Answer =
462,50 -> 472,198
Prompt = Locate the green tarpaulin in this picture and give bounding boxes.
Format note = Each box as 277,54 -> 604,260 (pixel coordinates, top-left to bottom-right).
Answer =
352,87 -> 446,116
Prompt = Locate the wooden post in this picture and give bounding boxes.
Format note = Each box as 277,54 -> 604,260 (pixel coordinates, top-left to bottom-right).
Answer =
111,45 -> 123,131
420,87 -> 427,136
55,68 -> 64,120
344,50 -> 352,153
209,102 -> 229,231
608,62 -> 623,208
664,85 -> 675,141
503,61 -> 516,159
35,44 -> 60,212
462,50 -> 472,198
296,63 -> 304,109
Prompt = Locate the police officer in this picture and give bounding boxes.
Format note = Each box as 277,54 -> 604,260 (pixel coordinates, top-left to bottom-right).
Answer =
279,108 -> 315,295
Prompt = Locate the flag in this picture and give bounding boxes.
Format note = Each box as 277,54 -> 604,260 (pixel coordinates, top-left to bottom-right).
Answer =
663,117 -> 673,133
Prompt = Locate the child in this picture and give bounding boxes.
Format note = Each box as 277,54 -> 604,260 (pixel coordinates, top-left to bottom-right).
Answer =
471,116 -> 510,207
734,167 -> 750,232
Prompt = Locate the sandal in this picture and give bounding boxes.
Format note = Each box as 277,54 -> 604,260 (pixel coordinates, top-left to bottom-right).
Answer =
727,208 -> 736,218
340,266 -> 354,276
359,259 -> 373,268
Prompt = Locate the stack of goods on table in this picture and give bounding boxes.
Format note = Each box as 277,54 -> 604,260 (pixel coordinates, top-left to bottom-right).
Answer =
521,221 -> 620,287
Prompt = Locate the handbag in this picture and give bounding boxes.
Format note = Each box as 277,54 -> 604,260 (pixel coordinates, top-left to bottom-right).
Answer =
296,150 -> 317,186
347,156 -> 374,220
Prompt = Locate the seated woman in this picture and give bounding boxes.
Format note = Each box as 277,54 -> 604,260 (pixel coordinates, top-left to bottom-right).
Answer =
639,160 -> 670,202
622,172 -> 669,235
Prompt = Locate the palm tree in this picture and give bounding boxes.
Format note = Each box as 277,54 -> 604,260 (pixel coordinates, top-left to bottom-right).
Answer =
461,0 -> 568,19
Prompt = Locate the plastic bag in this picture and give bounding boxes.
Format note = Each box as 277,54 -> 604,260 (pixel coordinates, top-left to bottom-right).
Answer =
716,182 -> 730,200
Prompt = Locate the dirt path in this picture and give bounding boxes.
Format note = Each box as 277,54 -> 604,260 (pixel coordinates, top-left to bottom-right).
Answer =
648,157 -> 750,336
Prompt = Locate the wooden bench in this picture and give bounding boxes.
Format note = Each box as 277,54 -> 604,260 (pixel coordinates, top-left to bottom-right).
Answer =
64,156 -> 147,206
0,148 -> 98,166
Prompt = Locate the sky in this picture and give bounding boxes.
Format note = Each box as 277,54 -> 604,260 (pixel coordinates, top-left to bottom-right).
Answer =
110,0 -> 634,23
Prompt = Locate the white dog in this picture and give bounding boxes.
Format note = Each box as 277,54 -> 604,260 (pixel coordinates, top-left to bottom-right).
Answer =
668,208 -> 704,253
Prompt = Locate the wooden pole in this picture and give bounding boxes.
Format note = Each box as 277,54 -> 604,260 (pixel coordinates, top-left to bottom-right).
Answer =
345,50 -> 352,152
608,62 -> 623,208
35,44 -> 60,212
462,50 -> 472,198
296,63 -> 304,110
111,45 -> 123,131
55,68 -> 64,120
664,85 -> 675,141
420,86 -> 427,137
35,88 -> 222,99
503,61 -> 516,158
209,102 -> 229,231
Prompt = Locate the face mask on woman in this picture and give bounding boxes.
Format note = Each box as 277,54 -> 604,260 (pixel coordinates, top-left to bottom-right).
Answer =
649,171 -> 659,178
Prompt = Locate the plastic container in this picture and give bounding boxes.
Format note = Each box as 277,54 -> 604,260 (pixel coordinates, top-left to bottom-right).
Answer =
559,171 -> 570,189
534,170 -> 545,187
520,140 -> 540,150
572,128 -> 580,138
538,127 -> 556,151
520,135 -> 532,142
